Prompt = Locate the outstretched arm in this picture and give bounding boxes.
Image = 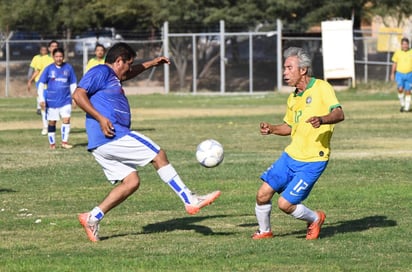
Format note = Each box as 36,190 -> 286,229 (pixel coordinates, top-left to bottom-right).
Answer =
123,56 -> 170,81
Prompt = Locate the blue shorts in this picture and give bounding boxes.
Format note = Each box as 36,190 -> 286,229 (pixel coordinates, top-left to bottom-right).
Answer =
395,72 -> 412,91
260,152 -> 328,205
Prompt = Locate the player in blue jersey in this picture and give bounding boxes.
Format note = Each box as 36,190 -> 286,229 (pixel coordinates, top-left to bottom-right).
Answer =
73,42 -> 221,242
38,47 -> 77,149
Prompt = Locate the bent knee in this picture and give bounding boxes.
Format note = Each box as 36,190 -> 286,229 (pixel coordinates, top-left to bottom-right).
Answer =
256,184 -> 275,205
277,197 -> 295,214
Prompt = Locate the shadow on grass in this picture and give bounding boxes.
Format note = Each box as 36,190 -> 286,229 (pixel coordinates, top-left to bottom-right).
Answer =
278,215 -> 397,239
0,188 -> 17,193
100,215 -> 233,241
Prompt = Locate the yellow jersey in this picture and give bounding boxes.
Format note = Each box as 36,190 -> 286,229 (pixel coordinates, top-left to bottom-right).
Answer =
35,54 -> 54,81
85,58 -> 105,73
283,78 -> 341,162
29,54 -> 44,82
391,49 -> 412,74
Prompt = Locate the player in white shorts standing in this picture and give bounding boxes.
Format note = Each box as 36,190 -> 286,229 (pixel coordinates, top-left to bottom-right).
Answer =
38,47 -> 77,149
73,42 -> 221,242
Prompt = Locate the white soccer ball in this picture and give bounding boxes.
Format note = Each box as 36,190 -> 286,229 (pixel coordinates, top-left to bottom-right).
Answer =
196,139 -> 224,168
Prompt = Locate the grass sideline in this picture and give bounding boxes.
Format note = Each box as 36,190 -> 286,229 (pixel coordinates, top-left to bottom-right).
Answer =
0,91 -> 411,272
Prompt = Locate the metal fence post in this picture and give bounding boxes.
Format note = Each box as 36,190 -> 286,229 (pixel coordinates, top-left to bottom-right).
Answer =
276,19 -> 283,92
249,32 -> 253,93
163,21 -> 170,94
5,40 -> 10,97
192,34 -> 197,94
220,20 -> 225,94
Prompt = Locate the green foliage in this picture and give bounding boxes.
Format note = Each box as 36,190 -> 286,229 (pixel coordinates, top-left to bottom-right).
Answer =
0,92 -> 411,271
1,0 -> 411,37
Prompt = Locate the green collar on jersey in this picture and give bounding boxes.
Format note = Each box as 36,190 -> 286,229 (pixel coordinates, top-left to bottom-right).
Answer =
294,77 -> 316,97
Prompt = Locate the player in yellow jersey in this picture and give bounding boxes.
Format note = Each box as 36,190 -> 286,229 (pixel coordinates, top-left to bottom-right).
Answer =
28,40 -> 59,135
252,47 -> 344,241
85,44 -> 105,73
391,38 -> 412,112
27,45 -> 48,116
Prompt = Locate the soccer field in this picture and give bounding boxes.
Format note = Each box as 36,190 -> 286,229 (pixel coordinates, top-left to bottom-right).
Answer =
0,91 -> 410,271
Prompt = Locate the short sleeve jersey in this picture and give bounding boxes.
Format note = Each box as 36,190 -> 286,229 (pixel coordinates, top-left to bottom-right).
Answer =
77,65 -> 131,150
85,58 -> 105,73
35,55 -> 54,80
29,54 -> 43,82
38,62 -> 77,108
391,49 -> 412,74
283,78 -> 341,162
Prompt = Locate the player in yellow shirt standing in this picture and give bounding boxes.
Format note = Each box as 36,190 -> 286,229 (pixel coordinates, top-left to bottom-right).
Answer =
28,40 -> 59,135
27,45 -> 48,116
252,47 -> 344,240
391,38 -> 412,112
85,44 -> 105,73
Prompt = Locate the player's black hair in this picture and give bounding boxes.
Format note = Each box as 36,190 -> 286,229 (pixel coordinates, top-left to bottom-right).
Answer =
52,47 -> 64,56
95,43 -> 106,51
401,37 -> 409,44
105,42 -> 136,64
48,40 -> 59,47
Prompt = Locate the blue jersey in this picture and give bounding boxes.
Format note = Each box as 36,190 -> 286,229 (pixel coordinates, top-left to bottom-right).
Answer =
78,65 -> 132,150
39,63 -> 77,108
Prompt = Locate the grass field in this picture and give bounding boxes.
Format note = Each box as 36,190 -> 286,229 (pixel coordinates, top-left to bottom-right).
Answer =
0,90 -> 411,272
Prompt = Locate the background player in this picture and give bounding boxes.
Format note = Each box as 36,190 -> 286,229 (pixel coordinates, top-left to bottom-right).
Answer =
27,45 -> 48,117
27,40 -> 59,135
252,47 -> 344,240
37,47 -> 77,149
85,43 -> 106,73
390,38 -> 412,112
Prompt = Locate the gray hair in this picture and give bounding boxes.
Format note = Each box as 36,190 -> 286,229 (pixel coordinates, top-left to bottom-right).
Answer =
283,47 -> 312,76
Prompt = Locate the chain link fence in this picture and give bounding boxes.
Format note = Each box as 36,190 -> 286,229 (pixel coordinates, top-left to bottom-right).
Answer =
0,24 -> 399,97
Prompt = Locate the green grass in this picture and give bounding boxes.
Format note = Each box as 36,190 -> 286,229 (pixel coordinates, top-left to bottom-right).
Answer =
0,90 -> 411,271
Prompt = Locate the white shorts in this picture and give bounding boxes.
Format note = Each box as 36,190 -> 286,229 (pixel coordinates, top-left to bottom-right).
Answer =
92,131 -> 160,184
46,104 -> 72,121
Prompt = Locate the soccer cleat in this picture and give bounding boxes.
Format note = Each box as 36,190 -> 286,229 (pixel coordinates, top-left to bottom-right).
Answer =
78,213 -> 100,242
61,142 -> 73,149
251,230 -> 274,240
185,190 -> 221,215
400,107 -> 405,112
306,211 -> 326,240
49,144 -> 56,150
41,128 -> 48,135
36,109 -> 41,115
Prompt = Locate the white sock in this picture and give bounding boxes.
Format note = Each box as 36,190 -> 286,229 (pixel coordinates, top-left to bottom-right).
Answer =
41,110 -> 48,129
48,132 -> 56,145
405,95 -> 411,111
255,203 -> 272,232
61,123 -> 71,143
291,204 -> 318,223
157,164 -> 194,204
398,93 -> 405,107
89,206 -> 104,223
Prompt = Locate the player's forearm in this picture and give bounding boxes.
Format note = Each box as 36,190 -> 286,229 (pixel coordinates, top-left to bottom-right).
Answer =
264,123 -> 291,136
320,107 -> 345,125
123,60 -> 154,81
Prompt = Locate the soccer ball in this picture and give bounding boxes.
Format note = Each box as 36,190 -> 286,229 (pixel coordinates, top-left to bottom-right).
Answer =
196,139 -> 224,168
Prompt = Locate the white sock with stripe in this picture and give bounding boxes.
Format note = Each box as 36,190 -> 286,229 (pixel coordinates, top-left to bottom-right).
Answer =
89,206 -> 104,223
157,164 -> 195,204
61,123 -> 71,143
